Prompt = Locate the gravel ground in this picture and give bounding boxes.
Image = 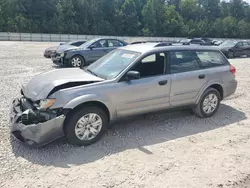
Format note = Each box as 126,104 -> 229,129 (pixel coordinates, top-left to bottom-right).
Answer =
1,41 -> 250,188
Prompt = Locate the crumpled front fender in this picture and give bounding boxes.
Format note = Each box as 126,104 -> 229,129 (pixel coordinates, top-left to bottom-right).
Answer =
63,94 -> 116,121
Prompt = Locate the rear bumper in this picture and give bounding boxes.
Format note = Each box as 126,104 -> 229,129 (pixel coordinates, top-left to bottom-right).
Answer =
10,98 -> 65,147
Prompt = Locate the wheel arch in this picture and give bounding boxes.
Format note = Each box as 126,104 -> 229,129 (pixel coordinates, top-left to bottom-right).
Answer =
196,82 -> 224,104
208,84 -> 223,100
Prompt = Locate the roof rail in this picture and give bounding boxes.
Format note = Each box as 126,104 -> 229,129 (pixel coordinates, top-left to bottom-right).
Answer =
130,40 -> 174,45
154,42 -> 191,47
154,42 -> 173,47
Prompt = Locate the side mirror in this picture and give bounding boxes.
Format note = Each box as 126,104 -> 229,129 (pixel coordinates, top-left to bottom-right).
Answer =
235,45 -> 239,48
126,71 -> 140,81
89,45 -> 95,50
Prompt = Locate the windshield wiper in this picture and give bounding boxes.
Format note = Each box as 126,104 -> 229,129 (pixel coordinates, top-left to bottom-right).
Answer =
85,69 -> 98,77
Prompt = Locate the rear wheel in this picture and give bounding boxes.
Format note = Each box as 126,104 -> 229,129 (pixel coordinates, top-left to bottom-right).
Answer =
64,106 -> 108,146
227,51 -> 234,59
193,88 -> 221,118
70,55 -> 84,67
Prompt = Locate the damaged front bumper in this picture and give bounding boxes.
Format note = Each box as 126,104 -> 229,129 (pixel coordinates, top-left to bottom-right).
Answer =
10,98 -> 65,147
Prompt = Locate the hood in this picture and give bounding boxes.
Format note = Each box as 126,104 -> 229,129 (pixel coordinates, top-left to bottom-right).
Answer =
46,46 -> 57,52
56,45 -> 79,53
22,68 -> 104,101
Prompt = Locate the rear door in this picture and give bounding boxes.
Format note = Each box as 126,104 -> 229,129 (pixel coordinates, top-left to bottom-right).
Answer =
169,51 -> 207,107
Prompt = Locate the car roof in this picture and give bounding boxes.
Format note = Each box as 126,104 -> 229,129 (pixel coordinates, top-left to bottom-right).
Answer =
120,43 -> 219,54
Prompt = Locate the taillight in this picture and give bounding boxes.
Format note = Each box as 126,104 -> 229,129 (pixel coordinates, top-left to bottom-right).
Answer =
230,64 -> 236,75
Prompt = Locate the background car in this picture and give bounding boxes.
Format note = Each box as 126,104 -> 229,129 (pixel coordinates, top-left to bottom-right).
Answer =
189,38 -> 213,45
44,40 -> 86,58
212,40 -> 223,46
44,46 -> 57,58
219,40 -> 250,58
52,38 -> 128,67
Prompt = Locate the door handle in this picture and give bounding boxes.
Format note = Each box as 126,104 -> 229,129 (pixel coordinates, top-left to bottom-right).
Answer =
158,80 -> 168,86
198,74 -> 206,79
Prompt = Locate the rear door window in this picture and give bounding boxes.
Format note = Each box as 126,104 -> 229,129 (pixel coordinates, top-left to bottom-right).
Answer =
108,40 -> 124,47
243,42 -> 250,46
170,51 -> 200,74
196,51 -> 227,68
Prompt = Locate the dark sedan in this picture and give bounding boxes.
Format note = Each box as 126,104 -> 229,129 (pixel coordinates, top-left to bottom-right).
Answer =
52,38 -> 128,67
44,40 -> 86,58
219,40 -> 250,58
189,38 -> 213,45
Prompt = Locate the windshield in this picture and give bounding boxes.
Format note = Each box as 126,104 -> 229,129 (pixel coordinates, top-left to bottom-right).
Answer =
78,39 -> 98,49
220,40 -> 238,47
86,49 -> 141,79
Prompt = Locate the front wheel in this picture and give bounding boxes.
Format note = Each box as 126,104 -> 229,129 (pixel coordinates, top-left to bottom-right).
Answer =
70,55 -> 84,67
64,106 -> 108,146
193,88 -> 221,118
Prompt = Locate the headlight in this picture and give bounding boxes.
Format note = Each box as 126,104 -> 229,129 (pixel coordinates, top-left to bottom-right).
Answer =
60,53 -> 65,57
39,99 -> 56,110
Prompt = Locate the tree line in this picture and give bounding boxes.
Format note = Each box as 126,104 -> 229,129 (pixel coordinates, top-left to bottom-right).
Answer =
1,0 -> 250,38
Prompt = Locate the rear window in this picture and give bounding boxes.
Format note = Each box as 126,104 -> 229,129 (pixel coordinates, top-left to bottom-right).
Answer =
197,51 -> 227,68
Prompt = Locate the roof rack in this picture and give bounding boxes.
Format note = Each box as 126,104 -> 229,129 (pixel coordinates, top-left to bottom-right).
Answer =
130,40 -> 174,45
154,42 -> 191,47
130,41 -> 194,47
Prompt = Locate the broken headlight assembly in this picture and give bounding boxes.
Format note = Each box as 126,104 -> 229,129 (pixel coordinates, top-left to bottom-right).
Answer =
38,99 -> 56,111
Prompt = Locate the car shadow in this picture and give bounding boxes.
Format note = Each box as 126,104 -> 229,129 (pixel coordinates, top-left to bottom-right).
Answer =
11,104 -> 247,168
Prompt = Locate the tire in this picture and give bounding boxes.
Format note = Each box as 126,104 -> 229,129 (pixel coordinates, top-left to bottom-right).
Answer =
227,51 -> 234,59
70,55 -> 84,67
247,51 -> 250,57
193,88 -> 221,118
64,106 -> 108,146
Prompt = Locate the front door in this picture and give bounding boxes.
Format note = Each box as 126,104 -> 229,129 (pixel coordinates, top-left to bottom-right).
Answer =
169,51 -> 208,107
113,53 -> 171,118
87,39 -> 108,62
233,42 -> 244,57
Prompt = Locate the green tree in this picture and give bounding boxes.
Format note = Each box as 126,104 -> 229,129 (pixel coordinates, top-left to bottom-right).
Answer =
180,0 -> 200,21
55,0 -> 79,34
165,5 -> 187,36
142,0 -> 166,36
237,19 -> 250,38
118,0 -> 139,36
222,16 -> 238,38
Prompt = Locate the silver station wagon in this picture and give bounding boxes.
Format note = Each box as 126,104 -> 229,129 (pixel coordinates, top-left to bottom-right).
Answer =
10,42 -> 237,147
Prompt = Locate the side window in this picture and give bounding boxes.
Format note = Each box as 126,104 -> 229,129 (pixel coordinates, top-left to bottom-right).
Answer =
132,53 -> 166,78
237,42 -> 243,47
141,54 -> 156,63
196,51 -> 226,68
92,39 -> 107,48
170,51 -> 200,74
243,42 -> 250,46
108,40 -> 124,47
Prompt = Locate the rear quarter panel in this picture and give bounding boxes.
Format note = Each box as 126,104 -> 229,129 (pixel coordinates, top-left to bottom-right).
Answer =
195,65 -> 236,103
